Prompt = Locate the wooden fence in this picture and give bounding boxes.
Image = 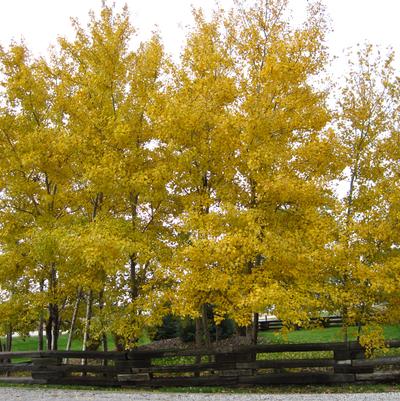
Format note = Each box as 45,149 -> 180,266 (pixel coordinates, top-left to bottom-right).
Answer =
258,316 -> 344,331
0,340 -> 400,387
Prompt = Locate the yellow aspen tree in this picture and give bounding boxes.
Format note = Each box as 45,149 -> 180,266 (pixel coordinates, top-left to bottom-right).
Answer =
377,56 -> 400,328
219,0 -> 338,336
54,4 -> 172,347
163,8 -> 239,344
0,44 -> 74,349
330,45 -> 398,344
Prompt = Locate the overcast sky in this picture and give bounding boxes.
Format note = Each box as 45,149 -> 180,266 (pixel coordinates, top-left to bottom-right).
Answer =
0,0 -> 398,68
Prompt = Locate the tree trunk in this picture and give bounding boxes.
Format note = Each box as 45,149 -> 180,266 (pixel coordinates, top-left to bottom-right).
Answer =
46,265 -> 60,350
195,318 -> 202,347
66,287 -> 82,351
194,317 -> 202,377
46,314 -> 52,351
38,280 -> 44,351
6,325 -> 12,352
215,324 -> 221,344
251,312 -> 259,345
5,325 -> 12,375
82,289 -> 93,351
201,304 -> 211,348
129,254 -> 138,298
99,289 -> 108,366
51,304 -> 59,351
343,306 -> 349,343
46,303 -> 59,350
38,317 -> 44,351
81,290 -> 93,372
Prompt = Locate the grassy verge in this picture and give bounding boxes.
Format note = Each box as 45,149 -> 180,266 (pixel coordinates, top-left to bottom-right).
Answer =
0,381 -> 399,393
259,324 -> 400,344
2,331 -> 151,353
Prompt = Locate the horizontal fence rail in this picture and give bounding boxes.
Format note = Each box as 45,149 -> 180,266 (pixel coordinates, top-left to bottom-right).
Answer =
0,340 -> 400,387
258,316 -> 344,331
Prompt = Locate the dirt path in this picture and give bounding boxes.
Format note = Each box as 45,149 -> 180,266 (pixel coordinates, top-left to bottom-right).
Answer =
0,388 -> 400,401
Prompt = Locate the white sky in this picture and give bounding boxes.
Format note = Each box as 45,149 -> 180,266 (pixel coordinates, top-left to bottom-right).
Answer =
0,0 -> 399,68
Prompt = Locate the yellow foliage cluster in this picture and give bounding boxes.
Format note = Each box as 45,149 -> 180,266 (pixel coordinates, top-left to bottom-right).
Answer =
0,1 -> 399,350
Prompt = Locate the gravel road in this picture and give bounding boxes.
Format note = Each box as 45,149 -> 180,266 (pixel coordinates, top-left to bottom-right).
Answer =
0,388 -> 400,401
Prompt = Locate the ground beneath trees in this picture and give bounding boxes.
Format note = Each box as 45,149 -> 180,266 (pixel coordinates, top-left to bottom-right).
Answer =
137,336 -> 253,351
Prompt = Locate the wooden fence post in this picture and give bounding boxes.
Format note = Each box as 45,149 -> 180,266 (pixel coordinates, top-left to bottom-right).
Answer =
334,343 -> 373,375
31,355 -> 65,382
117,352 -> 152,384
215,351 -> 255,380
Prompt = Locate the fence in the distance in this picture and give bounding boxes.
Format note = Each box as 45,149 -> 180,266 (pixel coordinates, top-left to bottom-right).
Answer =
258,316 -> 344,331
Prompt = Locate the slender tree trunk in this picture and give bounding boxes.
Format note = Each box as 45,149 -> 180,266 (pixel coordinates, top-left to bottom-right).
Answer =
201,304 -> 211,348
194,317 -> 202,377
82,290 -> 93,352
46,314 -> 52,350
99,289 -> 108,367
343,305 -> 349,343
251,312 -> 259,345
215,324 -> 221,344
195,318 -> 202,347
52,304 -> 59,351
46,265 -> 60,351
66,287 -> 82,351
38,314 -> 44,351
81,290 -> 93,372
38,280 -> 44,351
5,325 -> 12,376
129,254 -> 138,300
6,325 -> 12,352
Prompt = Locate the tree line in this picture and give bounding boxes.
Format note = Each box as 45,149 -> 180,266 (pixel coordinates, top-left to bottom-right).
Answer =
0,0 -> 399,351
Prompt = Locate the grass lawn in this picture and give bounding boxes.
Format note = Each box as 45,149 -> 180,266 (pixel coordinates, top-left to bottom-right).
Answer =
4,334 -> 83,352
3,325 -> 399,353
259,324 -> 400,344
2,332 -> 151,353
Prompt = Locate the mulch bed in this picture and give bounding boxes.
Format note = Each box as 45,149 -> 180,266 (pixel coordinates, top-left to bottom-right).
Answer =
137,335 -> 254,352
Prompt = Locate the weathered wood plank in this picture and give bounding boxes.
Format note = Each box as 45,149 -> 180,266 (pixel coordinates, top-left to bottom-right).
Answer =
239,373 -> 355,385
130,362 -> 219,374
32,364 -> 119,374
353,356 -> 400,367
126,375 -> 238,387
47,376 -> 121,386
0,350 -> 126,360
0,364 -> 33,372
118,373 -> 150,382
236,358 -> 335,369
356,371 -> 400,382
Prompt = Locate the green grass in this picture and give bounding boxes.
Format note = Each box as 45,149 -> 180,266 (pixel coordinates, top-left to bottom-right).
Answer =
4,335 -> 82,352
0,382 -> 399,393
3,331 -> 151,353
4,325 -> 399,353
4,334 -> 107,352
259,324 -> 400,344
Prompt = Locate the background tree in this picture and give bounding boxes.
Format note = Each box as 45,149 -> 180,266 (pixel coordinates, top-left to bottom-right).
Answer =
327,45 -> 399,344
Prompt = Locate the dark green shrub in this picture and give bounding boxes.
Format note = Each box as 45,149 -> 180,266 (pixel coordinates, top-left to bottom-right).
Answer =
178,317 -> 196,343
154,314 -> 181,341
